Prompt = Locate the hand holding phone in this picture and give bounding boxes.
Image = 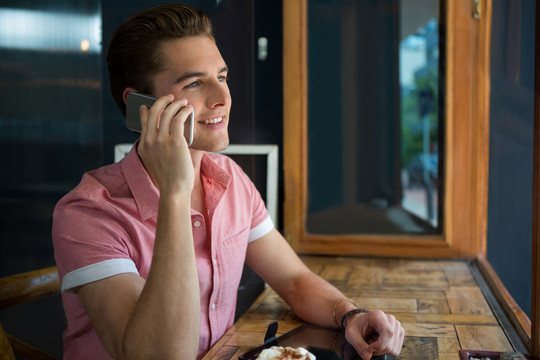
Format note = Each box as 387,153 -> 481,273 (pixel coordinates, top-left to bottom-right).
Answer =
125,92 -> 194,146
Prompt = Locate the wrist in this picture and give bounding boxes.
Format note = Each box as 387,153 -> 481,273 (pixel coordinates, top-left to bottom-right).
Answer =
159,190 -> 191,207
332,297 -> 358,328
158,179 -> 193,196
341,308 -> 369,330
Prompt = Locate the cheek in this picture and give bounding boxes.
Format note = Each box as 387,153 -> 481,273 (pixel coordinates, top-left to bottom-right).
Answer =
225,87 -> 232,105
174,91 -> 199,106
171,89 -> 189,100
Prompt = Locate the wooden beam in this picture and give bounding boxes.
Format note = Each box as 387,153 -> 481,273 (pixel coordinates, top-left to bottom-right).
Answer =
0,323 -> 15,360
476,254 -> 531,350
282,0 -> 307,247
0,267 -> 59,310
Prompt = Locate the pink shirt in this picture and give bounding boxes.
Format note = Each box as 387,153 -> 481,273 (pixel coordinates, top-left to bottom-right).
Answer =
52,143 -> 273,359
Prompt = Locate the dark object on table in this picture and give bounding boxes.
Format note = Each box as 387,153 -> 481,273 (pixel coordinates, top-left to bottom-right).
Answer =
306,347 -> 342,360
238,323 -> 393,360
308,346 -> 388,359
499,353 -> 529,360
459,350 -> 531,360
264,321 -> 278,347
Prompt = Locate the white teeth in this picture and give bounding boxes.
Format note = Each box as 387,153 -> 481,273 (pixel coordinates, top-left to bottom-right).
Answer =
202,117 -> 223,125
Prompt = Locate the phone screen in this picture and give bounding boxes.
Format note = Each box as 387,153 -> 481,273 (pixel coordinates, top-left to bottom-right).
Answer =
125,92 -> 194,146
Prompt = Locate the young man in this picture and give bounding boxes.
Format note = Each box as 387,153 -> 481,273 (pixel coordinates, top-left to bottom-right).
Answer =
52,4 -> 404,360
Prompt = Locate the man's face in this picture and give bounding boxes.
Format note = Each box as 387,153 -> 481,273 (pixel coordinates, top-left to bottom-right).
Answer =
152,36 -> 232,152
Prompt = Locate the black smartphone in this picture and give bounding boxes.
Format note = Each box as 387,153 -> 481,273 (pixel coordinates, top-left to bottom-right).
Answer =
125,91 -> 194,146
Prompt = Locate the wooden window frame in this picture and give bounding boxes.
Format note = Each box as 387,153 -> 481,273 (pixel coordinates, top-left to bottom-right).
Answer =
282,0 -> 492,259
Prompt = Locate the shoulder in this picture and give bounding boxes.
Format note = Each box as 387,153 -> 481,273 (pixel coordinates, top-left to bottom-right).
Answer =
55,162 -> 125,215
52,163 -> 133,262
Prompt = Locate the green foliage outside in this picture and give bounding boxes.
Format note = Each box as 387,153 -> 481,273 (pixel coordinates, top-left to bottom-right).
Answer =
401,67 -> 439,166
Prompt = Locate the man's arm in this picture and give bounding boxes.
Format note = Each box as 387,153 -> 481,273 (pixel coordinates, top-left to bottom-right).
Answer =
245,229 -> 349,327
76,96 -> 201,360
77,194 -> 200,359
246,229 -> 404,360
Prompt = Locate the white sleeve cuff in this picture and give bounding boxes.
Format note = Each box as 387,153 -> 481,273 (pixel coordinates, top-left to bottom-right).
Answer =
248,216 -> 274,242
61,258 -> 139,293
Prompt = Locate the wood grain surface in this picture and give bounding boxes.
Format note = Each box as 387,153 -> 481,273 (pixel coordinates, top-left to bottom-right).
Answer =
202,256 -> 517,360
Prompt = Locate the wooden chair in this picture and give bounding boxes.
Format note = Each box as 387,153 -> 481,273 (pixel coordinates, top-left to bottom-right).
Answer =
0,266 -> 60,360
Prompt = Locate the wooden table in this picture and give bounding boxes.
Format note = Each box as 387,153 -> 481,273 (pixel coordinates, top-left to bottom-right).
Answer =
202,256 -> 517,360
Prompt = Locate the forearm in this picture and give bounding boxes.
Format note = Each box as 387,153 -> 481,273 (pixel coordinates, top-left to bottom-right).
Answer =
246,232 -> 358,330
121,192 -> 200,359
281,271 -> 357,329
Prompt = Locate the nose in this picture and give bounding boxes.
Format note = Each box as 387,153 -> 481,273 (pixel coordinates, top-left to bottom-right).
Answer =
206,80 -> 231,109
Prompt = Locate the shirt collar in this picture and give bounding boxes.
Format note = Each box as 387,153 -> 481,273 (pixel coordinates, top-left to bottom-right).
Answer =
121,141 -> 233,221
122,141 -> 160,221
201,152 -> 232,187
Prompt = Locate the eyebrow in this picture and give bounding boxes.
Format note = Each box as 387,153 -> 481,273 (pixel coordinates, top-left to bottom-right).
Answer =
175,66 -> 229,84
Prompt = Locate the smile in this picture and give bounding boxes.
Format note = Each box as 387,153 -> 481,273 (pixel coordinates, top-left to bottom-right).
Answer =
200,117 -> 223,125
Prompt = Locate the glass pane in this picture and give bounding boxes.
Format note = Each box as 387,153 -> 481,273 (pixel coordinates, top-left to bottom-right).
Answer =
306,0 -> 443,235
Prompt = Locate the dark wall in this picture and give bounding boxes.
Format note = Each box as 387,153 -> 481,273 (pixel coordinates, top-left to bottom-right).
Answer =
0,1 -> 102,357
487,0 -> 535,318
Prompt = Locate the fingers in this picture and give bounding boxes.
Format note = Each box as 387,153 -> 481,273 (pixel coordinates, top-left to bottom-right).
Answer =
139,104 -> 149,135
390,317 -> 405,353
136,95 -> 195,193
346,310 -> 405,360
169,105 -> 193,141
158,97 -> 189,138
395,321 -> 405,355
142,94 -> 174,138
346,328 -> 371,359
366,312 -> 404,357
141,94 -> 191,141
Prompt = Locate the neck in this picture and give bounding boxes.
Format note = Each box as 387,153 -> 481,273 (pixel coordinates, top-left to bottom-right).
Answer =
190,148 -> 204,179
189,149 -> 207,215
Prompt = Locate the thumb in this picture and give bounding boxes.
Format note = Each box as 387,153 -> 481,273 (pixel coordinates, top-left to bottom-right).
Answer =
346,329 -> 372,359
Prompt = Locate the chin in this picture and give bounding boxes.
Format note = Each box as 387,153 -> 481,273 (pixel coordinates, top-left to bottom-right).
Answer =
191,137 -> 229,153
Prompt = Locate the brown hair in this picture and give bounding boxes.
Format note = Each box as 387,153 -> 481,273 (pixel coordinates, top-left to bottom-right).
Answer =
107,3 -> 214,116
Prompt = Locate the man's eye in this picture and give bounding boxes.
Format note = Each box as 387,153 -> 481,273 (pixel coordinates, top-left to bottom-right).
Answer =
186,81 -> 199,88
218,75 -> 228,82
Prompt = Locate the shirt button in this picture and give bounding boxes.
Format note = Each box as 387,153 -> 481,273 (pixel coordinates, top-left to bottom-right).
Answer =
194,221 -> 201,227
211,302 -> 216,310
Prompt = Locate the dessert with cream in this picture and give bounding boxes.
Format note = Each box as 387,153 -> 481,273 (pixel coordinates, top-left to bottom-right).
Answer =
255,346 -> 316,360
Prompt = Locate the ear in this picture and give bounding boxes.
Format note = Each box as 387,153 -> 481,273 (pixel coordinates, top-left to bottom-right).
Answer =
122,87 -> 138,105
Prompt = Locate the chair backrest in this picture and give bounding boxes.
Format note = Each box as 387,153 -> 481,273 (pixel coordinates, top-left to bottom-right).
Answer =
0,266 -> 60,360
0,322 -> 15,360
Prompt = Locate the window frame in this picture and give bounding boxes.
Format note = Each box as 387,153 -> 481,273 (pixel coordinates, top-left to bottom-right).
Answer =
282,0 -> 492,259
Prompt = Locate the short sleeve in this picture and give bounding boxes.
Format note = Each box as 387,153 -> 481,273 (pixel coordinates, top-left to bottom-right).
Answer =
52,189 -> 138,293
240,166 -> 274,242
